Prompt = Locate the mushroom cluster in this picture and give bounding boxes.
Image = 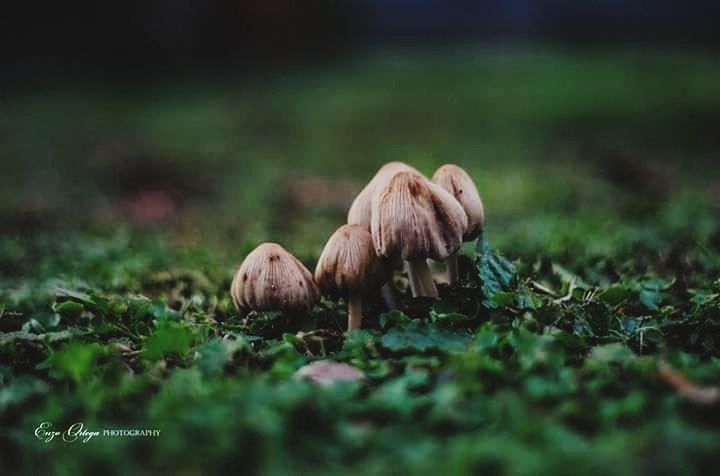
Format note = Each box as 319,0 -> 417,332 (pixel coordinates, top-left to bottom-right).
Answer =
230,162 -> 484,332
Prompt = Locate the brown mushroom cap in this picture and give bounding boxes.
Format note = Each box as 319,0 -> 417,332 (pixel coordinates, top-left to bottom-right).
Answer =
231,243 -> 319,312
371,171 -> 468,261
315,224 -> 392,299
432,164 -> 485,240
347,162 -> 417,229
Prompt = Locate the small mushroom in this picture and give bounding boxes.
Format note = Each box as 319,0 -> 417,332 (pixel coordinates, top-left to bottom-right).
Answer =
347,161 -> 418,229
315,224 -> 392,331
231,243 -> 319,312
295,360 -> 365,386
432,164 -> 485,285
371,170 -> 467,298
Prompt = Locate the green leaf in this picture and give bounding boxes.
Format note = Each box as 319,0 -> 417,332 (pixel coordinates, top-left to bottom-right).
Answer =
490,291 -> 516,308
53,287 -> 95,305
637,278 -> 673,311
195,337 -> 249,379
639,288 -> 662,311
52,300 -> 85,318
49,342 -> 103,383
475,235 -> 516,308
472,323 -> 502,352
379,310 -> 413,329
143,323 -> 194,361
0,328 -> 86,346
598,284 -> 633,306
380,322 -> 472,354
429,307 -> 473,324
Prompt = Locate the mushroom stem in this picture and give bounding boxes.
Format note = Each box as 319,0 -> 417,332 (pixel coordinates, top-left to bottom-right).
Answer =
380,282 -> 399,310
407,259 -> 438,298
446,252 -> 460,286
347,293 -> 363,331
406,261 -> 422,296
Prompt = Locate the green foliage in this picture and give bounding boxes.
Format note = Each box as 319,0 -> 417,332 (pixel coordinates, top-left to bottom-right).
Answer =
48,342 -> 104,383
3,207 -> 719,476
143,323 -> 194,361
380,320 -> 472,354
2,50 -> 720,475
475,235 -> 516,308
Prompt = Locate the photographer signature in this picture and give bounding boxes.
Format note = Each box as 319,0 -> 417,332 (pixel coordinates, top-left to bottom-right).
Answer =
35,421 -> 100,443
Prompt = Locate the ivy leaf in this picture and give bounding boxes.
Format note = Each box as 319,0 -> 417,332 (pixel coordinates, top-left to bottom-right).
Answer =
53,287 -> 95,305
143,323 -> 194,361
0,328 -> 86,346
637,278 -> 673,311
598,284 -> 633,306
195,337 -> 250,379
52,300 -> 85,318
379,310 -> 413,329
49,342 -> 104,383
475,235 -> 516,308
380,322 -> 472,354
429,309 -> 473,324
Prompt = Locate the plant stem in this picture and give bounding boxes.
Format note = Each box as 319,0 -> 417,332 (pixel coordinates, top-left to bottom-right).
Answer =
407,259 -> 438,298
347,293 -> 363,331
446,252 -> 459,286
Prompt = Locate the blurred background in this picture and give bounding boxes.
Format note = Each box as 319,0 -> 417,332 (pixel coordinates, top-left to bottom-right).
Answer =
2,0 -> 720,263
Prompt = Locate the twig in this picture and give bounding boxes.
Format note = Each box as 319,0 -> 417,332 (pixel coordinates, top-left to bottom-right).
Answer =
658,360 -> 720,405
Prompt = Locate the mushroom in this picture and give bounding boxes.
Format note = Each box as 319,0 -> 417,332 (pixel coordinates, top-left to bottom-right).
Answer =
231,242 -> 319,312
347,162 -> 417,308
315,224 -> 392,331
347,161 -> 418,229
371,170 -> 467,298
432,164 -> 485,285
295,360 -> 365,386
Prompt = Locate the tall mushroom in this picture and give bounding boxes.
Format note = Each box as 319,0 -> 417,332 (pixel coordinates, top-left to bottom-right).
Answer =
432,164 -> 485,285
231,243 -> 319,312
371,170 -> 467,298
347,162 -> 417,308
347,161 -> 418,229
315,224 -> 391,331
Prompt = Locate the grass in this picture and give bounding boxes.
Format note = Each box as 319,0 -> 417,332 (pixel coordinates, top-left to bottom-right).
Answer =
1,47 -> 720,475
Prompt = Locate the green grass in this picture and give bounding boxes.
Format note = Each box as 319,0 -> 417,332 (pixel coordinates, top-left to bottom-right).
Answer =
1,48 -> 720,475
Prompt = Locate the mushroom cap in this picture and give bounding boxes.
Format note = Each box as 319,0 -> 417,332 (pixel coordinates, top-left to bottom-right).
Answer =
315,224 -> 392,299
371,171 -> 468,261
432,164 -> 485,240
294,360 -> 365,386
231,243 -> 319,312
347,162 -> 418,229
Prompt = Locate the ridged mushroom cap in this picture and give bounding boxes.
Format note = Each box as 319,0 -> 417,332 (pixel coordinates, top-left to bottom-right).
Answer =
315,224 -> 392,299
231,243 -> 319,312
432,164 -> 485,240
347,162 -> 417,229
371,171 -> 468,261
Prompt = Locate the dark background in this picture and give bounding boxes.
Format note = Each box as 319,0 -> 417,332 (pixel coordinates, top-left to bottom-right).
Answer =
1,1 -> 719,255
3,1 -> 720,84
